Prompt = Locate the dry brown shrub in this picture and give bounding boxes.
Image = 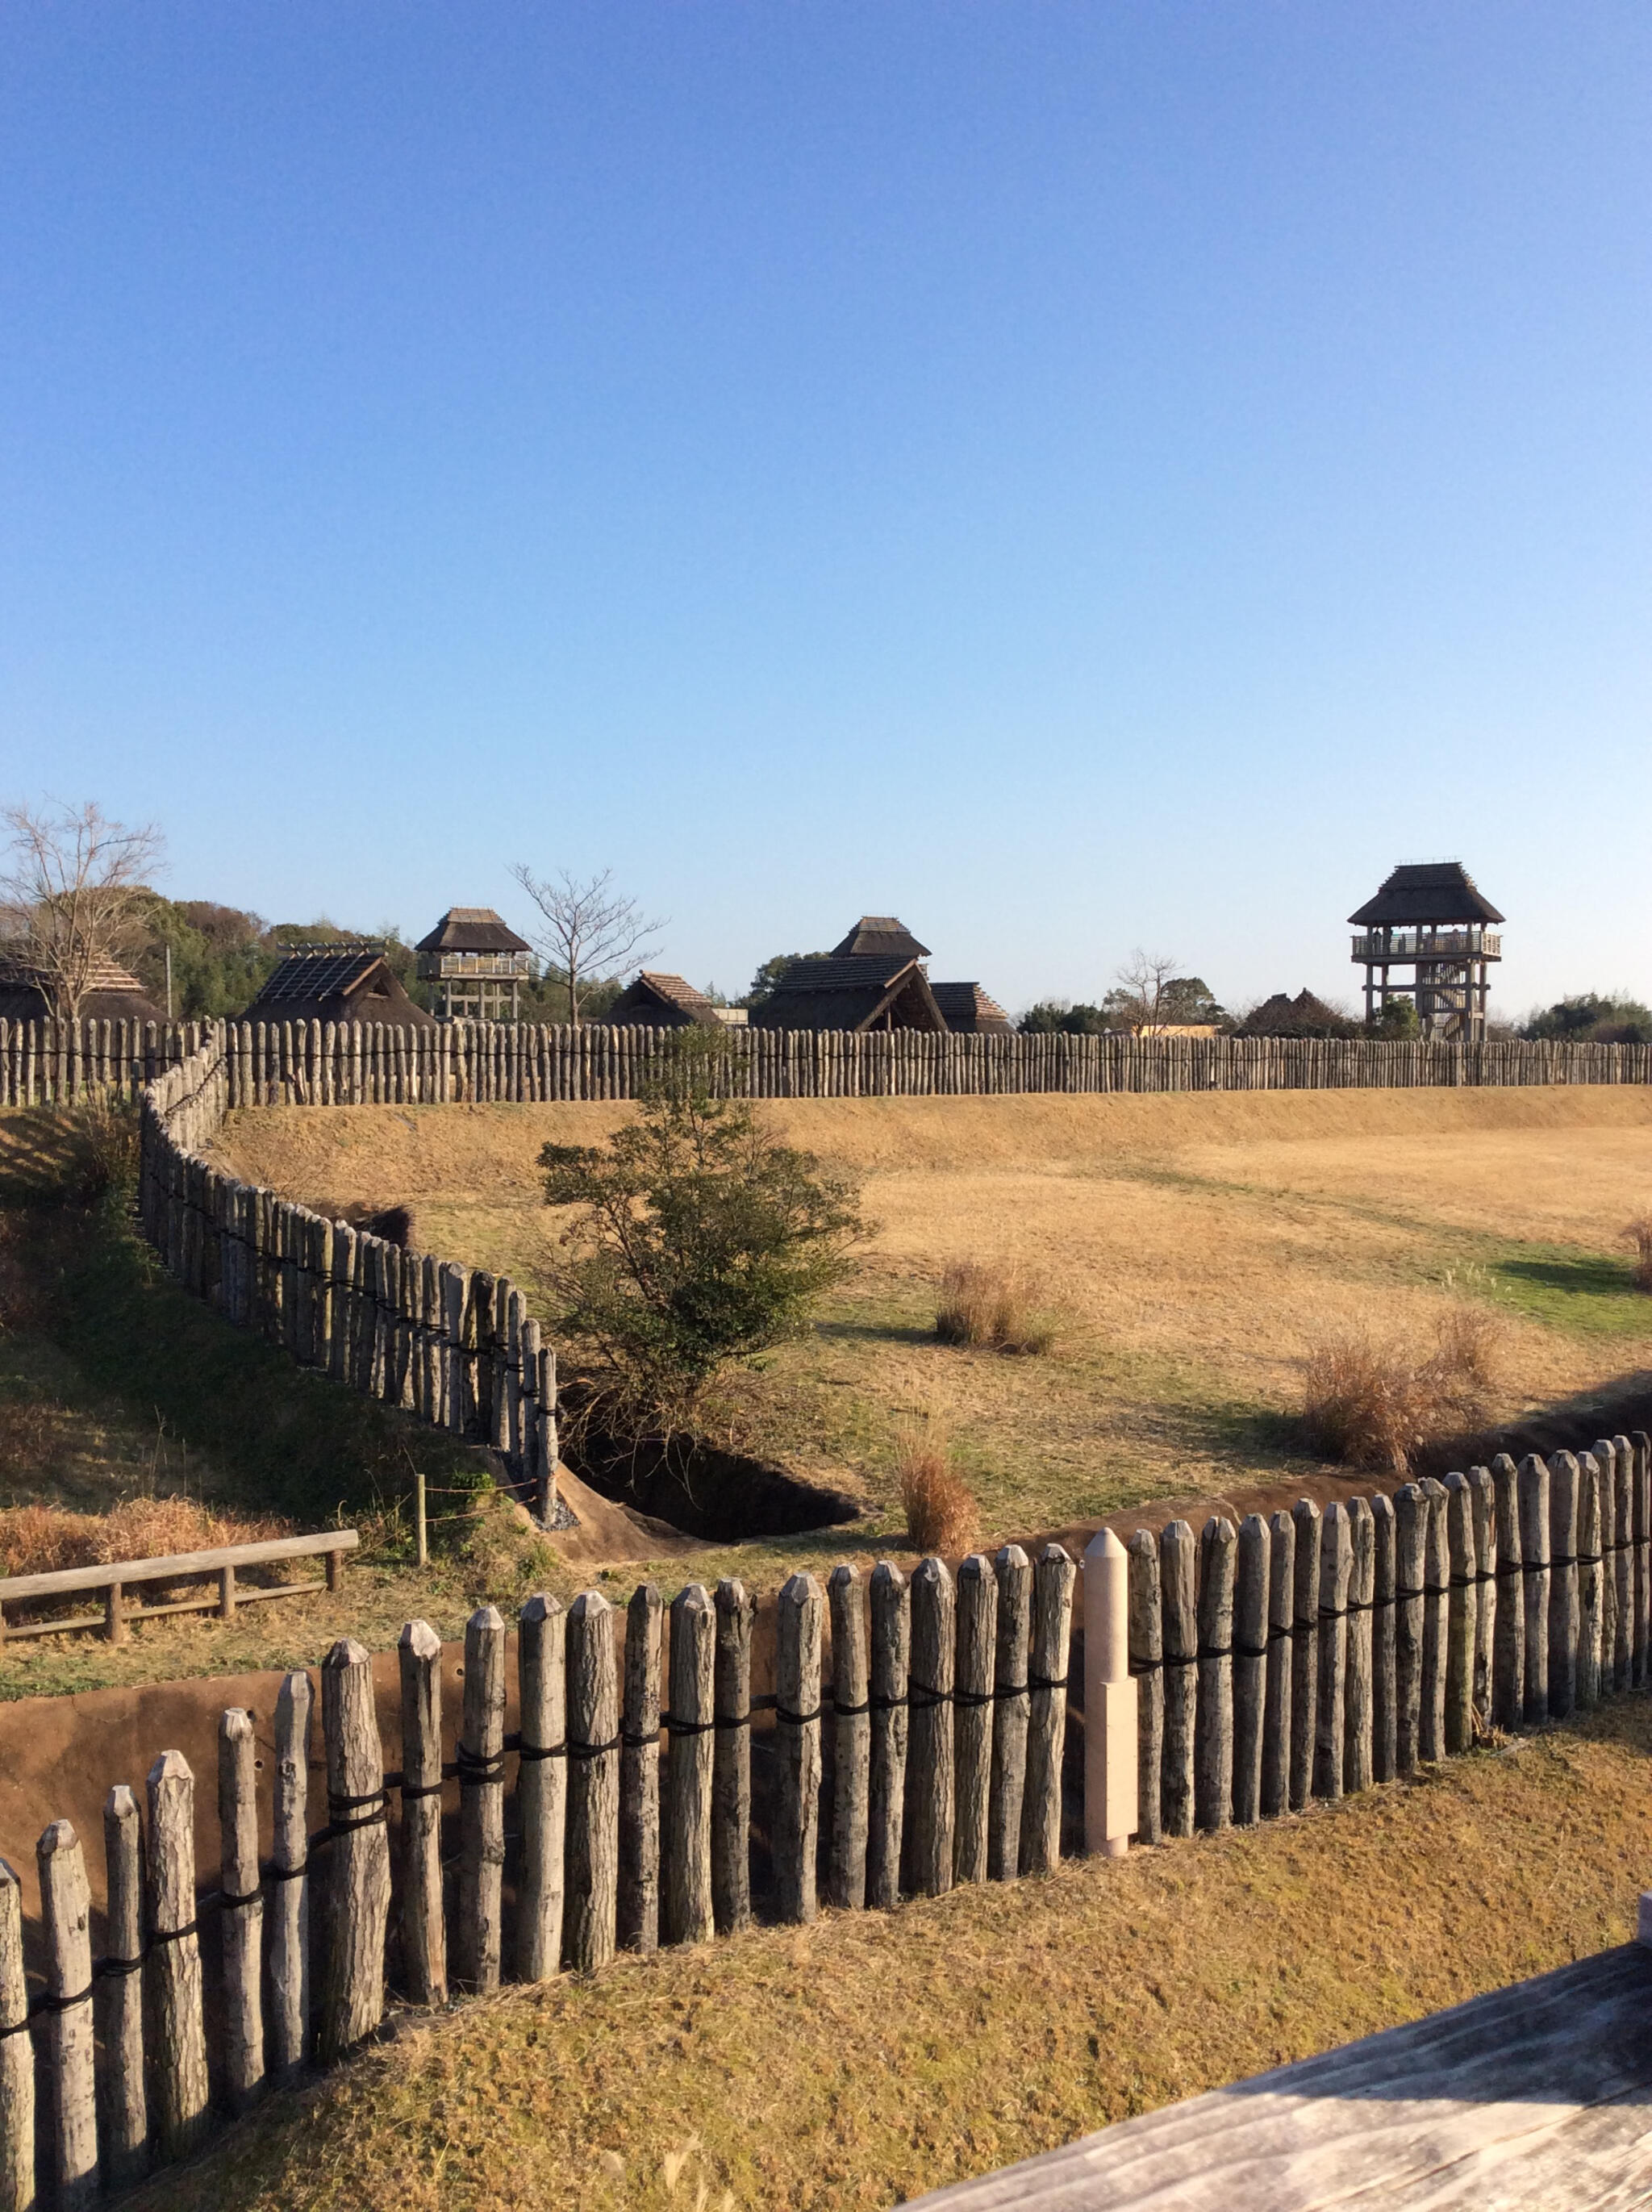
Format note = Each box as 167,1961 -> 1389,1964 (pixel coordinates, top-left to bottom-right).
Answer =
1624,1217 -> 1652,1292
934,1261 -> 1058,1355
0,1496 -> 291,1579
895,1418 -> 978,1555
1302,1306 -> 1502,1475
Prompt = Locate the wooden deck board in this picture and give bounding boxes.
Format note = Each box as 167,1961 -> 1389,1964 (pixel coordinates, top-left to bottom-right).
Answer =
911,1946 -> 1652,2210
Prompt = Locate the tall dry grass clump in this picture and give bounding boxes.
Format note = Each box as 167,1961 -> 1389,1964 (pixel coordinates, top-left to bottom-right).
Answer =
1624,1216 -> 1652,1292
935,1261 -> 1058,1356
895,1417 -> 978,1556
1302,1306 -> 1502,1475
0,1496 -> 291,1580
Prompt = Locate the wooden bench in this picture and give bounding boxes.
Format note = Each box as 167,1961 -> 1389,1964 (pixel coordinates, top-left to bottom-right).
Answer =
0,1530 -> 360,1645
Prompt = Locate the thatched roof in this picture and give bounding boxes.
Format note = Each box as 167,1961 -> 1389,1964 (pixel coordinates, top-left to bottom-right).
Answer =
0,958 -> 162,1025
1348,863 -> 1504,928
1237,989 -> 1356,1038
243,947 -> 434,1027
603,972 -> 724,1029
930,982 -> 1012,1035
415,907 -> 531,954
828,916 -> 932,962
749,955 -> 947,1033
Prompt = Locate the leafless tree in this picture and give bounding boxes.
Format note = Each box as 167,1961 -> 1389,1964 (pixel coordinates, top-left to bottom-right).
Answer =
1106,949 -> 1182,1036
0,800 -> 164,1020
507,865 -> 665,1025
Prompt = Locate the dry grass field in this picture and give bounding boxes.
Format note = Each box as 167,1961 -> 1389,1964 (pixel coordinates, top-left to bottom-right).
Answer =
134,1697 -> 1652,2212
215,1087 -> 1652,1552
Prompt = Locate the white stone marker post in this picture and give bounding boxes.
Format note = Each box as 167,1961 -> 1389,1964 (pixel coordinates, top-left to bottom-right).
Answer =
1084,1529 -> 1139,1858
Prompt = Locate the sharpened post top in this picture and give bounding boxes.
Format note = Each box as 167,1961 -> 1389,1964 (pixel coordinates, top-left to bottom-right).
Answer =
401,1616 -> 442,1659
323,1635 -> 370,1672
37,1818 -> 77,1856
519,1590 -> 563,1626
148,1747 -> 193,1787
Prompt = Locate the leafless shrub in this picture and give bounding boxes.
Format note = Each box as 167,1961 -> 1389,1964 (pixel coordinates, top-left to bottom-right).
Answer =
1624,1216 -> 1652,1293
935,1261 -> 1058,1355
1302,1307 -> 1502,1475
895,1417 -> 978,1555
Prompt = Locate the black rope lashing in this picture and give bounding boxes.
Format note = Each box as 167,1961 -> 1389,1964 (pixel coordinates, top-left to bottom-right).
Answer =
95,1954 -> 144,1980
515,1741 -> 568,1763
0,2017 -> 28,2041
621,1727 -> 661,1750
566,1732 -> 622,1761
831,1697 -> 871,1717
952,1687 -> 995,1709
907,1680 -> 953,1710
713,1710 -> 752,1730
456,1749 -> 508,1783
398,1780 -> 446,1801
775,1703 -> 824,1727
28,1983 -> 93,2017
661,1713 -> 718,1735
325,1788 -> 389,1837
217,1888 -> 261,1912
149,1918 -> 199,1948
265,1860 -> 309,1881
1028,1672 -> 1070,1692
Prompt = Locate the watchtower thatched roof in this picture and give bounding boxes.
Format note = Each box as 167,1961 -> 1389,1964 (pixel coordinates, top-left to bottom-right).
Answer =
1348,862 -> 1504,928
828,916 -> 932,962
603,972 -> 724,1029
749,955 -> 947,1033
243,946 -> 433,1028
415,908 -> 531,954
929,982 -> 1012,1035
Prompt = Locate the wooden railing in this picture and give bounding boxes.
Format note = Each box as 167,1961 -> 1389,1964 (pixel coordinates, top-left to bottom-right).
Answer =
0,1530 -> 358,1645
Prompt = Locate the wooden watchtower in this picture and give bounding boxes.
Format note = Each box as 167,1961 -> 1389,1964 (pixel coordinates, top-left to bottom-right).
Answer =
1348,862 -> 1504,1040
415,908 -> 532,1022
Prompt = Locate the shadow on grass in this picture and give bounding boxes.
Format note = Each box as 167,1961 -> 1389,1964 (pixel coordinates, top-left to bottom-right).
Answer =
814,1316 -> 939,1349
0,1111 -> 90,1207
1485,1250 -> 1649,1338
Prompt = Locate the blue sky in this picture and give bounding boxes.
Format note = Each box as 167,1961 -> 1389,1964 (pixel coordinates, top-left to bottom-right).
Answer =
2,4 -> 1648,1018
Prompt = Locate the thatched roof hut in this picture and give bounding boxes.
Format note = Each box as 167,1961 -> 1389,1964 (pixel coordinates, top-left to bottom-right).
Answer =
929,982 -> 1012,1035
828,916 -> 932,962
242,946 -> 434,1029
749,954 -> 947,1033
1237,989 -> 1356,1039
0,958 -> 162,1025
603,972 -> 724,1029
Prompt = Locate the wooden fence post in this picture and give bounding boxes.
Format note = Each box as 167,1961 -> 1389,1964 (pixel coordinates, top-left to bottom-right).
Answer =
905,1559 -> 955,1897
39,1821 -> 98,2208
663,1585 -> 715,1945
517,1594 -> 567,1983
1127,1530 -> 1163,1844
1442,1474 -> 1476,1754
1518,1455 -> 1551,1729
1194,1517 -> 1235,1833
1419,1478 -> 1449,1761
0,1860 -> 32,2212
987,1544 -> 1032,1880
1314,1504 -> 1352,1800
712,1580 -> 754,1932
1370,1493 -> 1396,1784
457,1605 -> 507,1993
1232,1514 -> 1267,1826
1547,1451 -> 1580,1719
1289,1500 -> 1321,1810
953,1555 -> 996,1884
1633,1432 -> 1650,1686
319,1639 -> 391,2062
619,1584 -> 662,1955
867,1563 -> 910,1907
146,1751 -> 210,2159
775,1572 -> 824,1922
1084,1530 -> 1137,1857
1343,1497 -> 1375,1794
1022,1544 -> 1074,1873
1159,1520 -> 1197,1837
1261,1509 -> 1295,1818
218,1709 -> 265,2110
100,1788 -> 146,2186
397,1621 -> 447,2006
1491,1454 -> 1525,1727
1578,1452 -> 1604,1709
827,1567 -> 870,1909
1468,1467 -> 1496,1733
565,1592 -> 620,1973
1596,1440 -> 1621,1692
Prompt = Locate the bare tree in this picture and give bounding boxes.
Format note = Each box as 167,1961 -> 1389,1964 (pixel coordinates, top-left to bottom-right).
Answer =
1104,949 -> 1181,1036
508,865 -> 665,1025
0,800 -> 164,1020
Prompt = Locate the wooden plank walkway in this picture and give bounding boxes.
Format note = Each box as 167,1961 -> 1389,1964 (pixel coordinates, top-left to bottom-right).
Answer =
911,1943 -> 1652,2210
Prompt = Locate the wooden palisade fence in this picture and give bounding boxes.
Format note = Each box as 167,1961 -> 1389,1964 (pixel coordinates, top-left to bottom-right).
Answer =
6,1014 -> 1652,1111
1,1435 -> 1647,2205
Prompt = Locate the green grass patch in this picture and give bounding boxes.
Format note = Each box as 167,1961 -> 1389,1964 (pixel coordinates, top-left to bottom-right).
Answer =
1463,1246 -> 1650,1339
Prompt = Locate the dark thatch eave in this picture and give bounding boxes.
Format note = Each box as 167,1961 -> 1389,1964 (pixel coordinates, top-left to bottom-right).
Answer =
749,957 -> 947,1033
1348,862 -> 1504,927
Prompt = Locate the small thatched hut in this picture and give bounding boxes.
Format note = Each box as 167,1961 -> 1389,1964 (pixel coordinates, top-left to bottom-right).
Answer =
1237,989 -> 1356,1039
928,982 -> 1012,1036
241,946 -> 434,1029
0,958 -> 162,1025
602,973 -> 725,1029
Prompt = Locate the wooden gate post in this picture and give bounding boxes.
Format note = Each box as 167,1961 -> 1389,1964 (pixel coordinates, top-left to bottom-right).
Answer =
1083,1530 -> 1137,1859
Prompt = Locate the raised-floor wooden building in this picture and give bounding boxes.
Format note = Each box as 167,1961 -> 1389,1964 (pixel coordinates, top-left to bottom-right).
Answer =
1349,862 -> 1504,1040
415,908 -> 532,1021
